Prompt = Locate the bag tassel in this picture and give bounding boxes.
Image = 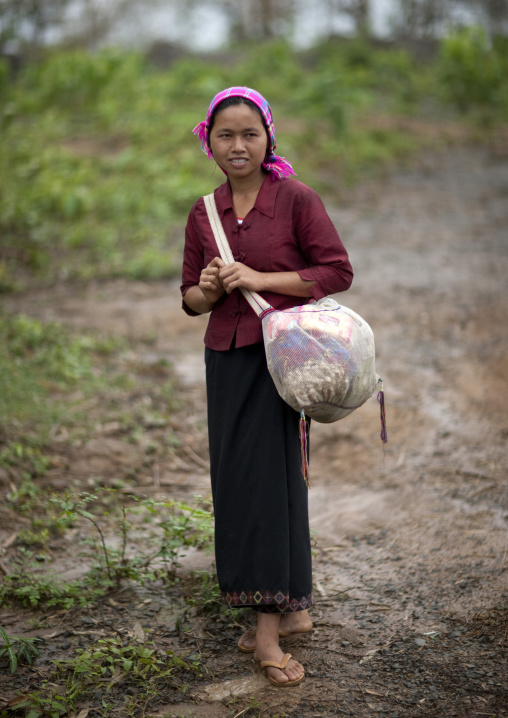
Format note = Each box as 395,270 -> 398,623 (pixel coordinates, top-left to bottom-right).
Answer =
377,380 -> 387,444
299,409 -> 310,488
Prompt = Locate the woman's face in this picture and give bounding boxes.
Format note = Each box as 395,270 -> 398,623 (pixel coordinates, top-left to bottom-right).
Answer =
209,103 -> 269,182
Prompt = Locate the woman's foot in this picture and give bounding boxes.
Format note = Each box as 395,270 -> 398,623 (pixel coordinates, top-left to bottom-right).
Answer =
252,612 -> 304,686
238,610 -> 312,652
254,646 -> 305,686
279,610 -> 313,637
238,627 -> 257,652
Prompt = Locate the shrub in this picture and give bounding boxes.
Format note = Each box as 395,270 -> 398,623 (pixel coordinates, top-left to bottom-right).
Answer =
437,25 -> 508,115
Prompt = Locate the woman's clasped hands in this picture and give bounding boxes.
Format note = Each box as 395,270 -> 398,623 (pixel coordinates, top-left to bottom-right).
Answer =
200,257 -> 263,303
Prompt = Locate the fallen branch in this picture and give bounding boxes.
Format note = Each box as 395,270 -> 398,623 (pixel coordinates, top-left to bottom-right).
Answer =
182,445 -> 210,470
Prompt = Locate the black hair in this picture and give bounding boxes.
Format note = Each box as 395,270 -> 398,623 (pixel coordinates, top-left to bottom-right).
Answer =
208,96 -> 269,143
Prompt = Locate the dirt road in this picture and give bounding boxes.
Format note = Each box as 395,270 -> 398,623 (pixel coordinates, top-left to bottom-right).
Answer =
1,145 -> 507,717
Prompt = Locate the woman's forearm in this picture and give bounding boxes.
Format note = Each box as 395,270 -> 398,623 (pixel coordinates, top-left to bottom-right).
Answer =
183,286 -> 216,314
258,271 -> 315,297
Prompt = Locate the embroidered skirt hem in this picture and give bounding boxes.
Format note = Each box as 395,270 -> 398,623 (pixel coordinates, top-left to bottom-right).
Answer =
221,590 -> 313,613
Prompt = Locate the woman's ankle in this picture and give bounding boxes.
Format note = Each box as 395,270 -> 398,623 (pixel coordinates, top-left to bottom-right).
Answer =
255,612 -> 281,645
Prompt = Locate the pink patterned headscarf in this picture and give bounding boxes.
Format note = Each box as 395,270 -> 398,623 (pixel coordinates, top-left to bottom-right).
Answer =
192,86 -> 296,181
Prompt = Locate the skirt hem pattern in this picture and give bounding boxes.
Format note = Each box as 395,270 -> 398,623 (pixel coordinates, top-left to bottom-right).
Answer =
222,590 -> 313,613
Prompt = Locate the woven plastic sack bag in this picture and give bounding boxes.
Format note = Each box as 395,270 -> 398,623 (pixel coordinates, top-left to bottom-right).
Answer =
261,296 -> 377,423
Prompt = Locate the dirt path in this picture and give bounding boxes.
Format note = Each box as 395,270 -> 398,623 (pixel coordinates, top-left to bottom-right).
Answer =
1,145 -> 507,717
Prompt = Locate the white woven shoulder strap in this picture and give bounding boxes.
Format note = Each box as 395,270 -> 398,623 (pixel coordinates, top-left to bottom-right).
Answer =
203,193 -> 272,317
203,193 -> 235,265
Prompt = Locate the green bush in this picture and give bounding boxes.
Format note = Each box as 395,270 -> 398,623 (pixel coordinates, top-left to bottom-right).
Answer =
437,26 -> 508,115
16,48 -> 144,113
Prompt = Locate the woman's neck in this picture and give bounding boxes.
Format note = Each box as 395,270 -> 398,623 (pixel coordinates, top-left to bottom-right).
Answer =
229,172 -> 267,218
229,170 -> 266,196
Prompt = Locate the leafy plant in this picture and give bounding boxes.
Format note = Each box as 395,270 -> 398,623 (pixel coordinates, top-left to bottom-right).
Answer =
61,635 -> 195,686
0,312 -> 127,445
7,636 -> 199,717
0,550 -> 109,609
0,626 -> 40,673
50,491 -> 214,591
438,25 -> 508,117
53,492 -> 119,585
1,444 -> 50,478
141,496 -> 214,578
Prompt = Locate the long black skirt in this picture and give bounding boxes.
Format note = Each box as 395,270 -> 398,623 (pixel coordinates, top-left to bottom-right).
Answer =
205,342 -> 313,613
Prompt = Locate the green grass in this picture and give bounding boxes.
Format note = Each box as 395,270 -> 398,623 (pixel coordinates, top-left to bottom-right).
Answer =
0,312 -> 127,447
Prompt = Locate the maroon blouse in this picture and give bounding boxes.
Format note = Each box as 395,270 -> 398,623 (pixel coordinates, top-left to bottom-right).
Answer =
181,175 -> 353,350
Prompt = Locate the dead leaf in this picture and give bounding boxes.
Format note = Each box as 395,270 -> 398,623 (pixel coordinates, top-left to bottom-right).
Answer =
108,665 -> 126,687
76,711 -> 90,718
3,532 -> 18,550
321,544 -> 347,550
369,602 -> 392,611
131,621 -> 145,642
135,598 -> 152,608
315,581 -> 327,597
359,649 -> 379,664
182,444 -> 209,469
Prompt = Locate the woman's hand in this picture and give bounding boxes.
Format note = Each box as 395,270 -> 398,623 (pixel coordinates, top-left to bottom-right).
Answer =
199,257 -> 227,303
219,262 -> 264,294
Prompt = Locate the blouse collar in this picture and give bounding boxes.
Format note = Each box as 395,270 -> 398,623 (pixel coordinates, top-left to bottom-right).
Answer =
214,174 -> 282,220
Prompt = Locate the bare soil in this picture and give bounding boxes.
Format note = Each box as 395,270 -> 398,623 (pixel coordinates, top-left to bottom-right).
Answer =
1,144 -> 508,717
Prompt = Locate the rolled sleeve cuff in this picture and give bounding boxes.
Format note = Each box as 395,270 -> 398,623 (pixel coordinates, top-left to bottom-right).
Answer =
181,301 -> 200,317
181,288 -> 201,317
298,266 -> 353,300
298,268 -> 327,300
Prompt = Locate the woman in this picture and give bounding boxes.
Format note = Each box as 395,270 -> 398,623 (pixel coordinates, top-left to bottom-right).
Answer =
181,87 -> 353,687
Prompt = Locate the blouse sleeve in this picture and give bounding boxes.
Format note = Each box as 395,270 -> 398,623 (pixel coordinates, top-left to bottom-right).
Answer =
293,186 -> 353,300
180,201 -> 204,317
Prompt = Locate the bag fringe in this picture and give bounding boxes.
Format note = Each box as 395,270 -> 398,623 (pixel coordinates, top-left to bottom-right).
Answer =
299,410 -> 310,488
377,380 -> 387,444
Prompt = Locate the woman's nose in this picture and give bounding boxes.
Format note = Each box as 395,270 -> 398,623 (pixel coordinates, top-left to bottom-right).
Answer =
232,135 -> 245,152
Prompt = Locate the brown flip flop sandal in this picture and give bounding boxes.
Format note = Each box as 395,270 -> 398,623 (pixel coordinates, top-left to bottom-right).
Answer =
278,627 -> 313,637
237,627 -> 257,653
259,652 -> 304,687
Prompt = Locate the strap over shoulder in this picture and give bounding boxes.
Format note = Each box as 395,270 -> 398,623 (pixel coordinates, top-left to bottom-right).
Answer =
202,193 -> 272,317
